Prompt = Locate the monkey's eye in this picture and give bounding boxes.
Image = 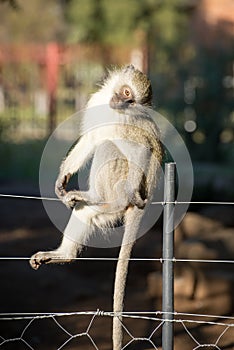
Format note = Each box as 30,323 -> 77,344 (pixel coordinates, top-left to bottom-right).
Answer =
122,86 -> 132,98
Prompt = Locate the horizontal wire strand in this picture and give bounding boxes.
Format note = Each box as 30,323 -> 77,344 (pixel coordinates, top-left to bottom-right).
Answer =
0,193 -> 234,205
0,310 -> 233,328
1,310 -> 233,320
0,257 -> 233,264
0,193 -> 59,201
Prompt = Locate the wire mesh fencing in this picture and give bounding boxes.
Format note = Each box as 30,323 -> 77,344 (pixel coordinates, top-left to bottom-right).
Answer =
0,310 -> 233,349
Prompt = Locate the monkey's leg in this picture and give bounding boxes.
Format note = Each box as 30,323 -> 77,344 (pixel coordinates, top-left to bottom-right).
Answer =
112,206 -> 145,350
125,163 -> 147,209
120,144 -> 151,209
30,205 -> 96,270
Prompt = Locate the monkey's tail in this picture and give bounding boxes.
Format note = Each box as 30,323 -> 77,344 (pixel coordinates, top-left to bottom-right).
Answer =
112,206 -> 144,350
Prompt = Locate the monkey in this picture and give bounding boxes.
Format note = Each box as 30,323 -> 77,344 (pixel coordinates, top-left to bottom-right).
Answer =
29,64 -> 163,350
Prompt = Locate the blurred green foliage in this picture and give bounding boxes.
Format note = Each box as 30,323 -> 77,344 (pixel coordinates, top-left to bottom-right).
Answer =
0,0 -> 66,42
0,140 -> 46,182
64,0 -> 189,49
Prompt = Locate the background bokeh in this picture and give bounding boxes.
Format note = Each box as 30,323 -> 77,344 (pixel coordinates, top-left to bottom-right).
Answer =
0,0 -> 233,200
0,1 -> 233,349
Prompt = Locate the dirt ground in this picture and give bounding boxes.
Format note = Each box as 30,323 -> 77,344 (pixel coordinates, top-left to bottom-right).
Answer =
0,184 -> 233,350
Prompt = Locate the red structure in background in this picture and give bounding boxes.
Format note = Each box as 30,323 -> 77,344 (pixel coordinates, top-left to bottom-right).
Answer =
0,42 -> 62,133
0,43 -> 130,134
188,0 -> 234,49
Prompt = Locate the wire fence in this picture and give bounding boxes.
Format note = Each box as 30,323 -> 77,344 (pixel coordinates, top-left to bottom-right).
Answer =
0,310 -> 233,349
0,169 -> 233,349
1,192 -> 234,206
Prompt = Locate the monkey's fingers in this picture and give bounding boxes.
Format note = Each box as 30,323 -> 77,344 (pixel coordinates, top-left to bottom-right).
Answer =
62,191 -> 84,209
55,174 -> 71,199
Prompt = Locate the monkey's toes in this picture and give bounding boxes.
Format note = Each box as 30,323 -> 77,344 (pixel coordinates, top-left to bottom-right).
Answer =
29,252 -> 52,270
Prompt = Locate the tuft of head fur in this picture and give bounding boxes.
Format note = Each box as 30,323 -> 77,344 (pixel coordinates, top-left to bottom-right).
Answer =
106,64 -> 152,106
86,64 -> 152,111
122,65 -> 152,105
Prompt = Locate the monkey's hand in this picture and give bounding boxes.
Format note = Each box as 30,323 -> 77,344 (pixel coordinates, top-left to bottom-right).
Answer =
62,190 -> 94,209
55,173 -> 71,200
62,190 -> 83,209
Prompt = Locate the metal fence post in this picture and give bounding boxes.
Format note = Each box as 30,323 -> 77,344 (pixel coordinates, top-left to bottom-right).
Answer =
162,162 -> 176,350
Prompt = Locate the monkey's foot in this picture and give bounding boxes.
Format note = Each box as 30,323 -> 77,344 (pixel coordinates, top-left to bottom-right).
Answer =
29,251 -> 75,270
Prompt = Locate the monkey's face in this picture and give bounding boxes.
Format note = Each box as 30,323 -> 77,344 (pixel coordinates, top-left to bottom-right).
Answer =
109,65 -> 152,113
110,84 -> 135,110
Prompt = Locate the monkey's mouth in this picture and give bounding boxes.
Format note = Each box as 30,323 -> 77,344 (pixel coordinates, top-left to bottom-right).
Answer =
109,97 -> 135,110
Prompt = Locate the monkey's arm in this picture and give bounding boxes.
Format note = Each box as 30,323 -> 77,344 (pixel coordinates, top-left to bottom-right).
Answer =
55,126 -> 121,206
55,132 -> 96,200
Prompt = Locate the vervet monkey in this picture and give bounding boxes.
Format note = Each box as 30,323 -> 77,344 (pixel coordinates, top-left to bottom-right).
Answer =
30,65 -> 163,350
